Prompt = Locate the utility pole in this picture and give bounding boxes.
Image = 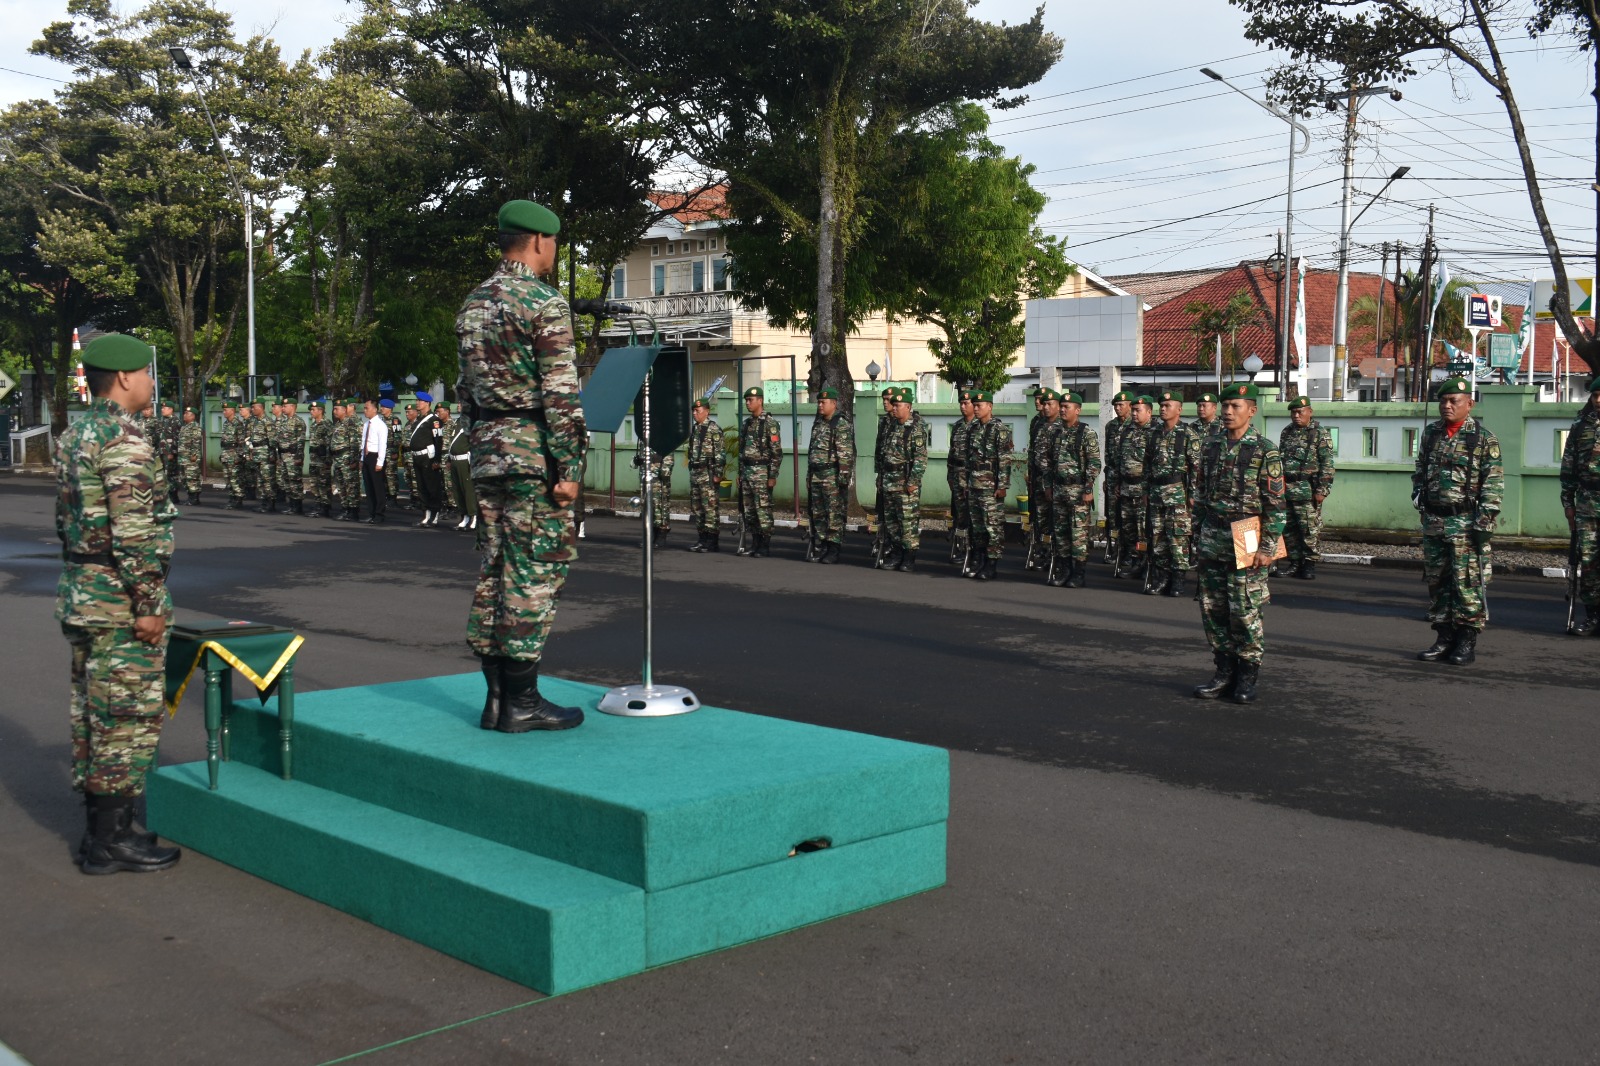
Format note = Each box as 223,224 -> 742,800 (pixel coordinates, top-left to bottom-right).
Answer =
1329,83 -> 1401,401
1415,208 -> 1437,402
1375,242 -> 1390,359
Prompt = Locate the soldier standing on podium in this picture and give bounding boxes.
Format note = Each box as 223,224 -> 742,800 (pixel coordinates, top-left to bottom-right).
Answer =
456,199 -> 586,734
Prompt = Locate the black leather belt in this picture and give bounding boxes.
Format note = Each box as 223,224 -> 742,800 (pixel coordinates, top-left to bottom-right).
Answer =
478,406 -> 545,421
1580,478 -> 1600,490
1424,501 -> 1474,517
1148,474 -> 1184,486
67,551 -> 114,566
1286,474 -> 1311,482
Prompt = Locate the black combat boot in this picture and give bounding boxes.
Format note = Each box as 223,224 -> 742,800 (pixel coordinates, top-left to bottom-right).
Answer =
478,656 -> 505,730
976,558 -> 998,581
750,534 -> 770,558
1446,628 -> 1478,666
291,499 -> 304,515
1297,560 -> 1316,580
825,542 -> 843,564
1417,625 -> 1455,662
80,795 -> 181,875
687,530 -> 705,552
497,660 -> 584,733
1192,653 -> 1235,699
896,549 -> 916,573
1143,567 -> 1166,595
1068,560 -> 1086,588
1571,604 -> 1597,636
226,497 -> 243,510
1230,660 -> 1260,704
1046,556 -> 1068,587
256,495 -> 275,514
704,532 -> 718,552
1164,570 -> 1187,597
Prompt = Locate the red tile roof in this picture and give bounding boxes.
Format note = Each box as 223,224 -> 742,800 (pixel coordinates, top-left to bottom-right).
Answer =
648,185 -> 728,225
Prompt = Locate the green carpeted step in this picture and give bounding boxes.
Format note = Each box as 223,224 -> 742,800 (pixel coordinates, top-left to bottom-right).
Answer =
148,760 -> 644,994
217,673 -> 949,892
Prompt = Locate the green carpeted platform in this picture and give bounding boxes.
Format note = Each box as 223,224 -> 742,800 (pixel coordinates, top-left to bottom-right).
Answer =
148,673 -> 948,993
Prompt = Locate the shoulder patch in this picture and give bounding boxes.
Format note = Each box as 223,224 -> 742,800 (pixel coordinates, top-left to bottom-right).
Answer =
1487,440 -> 1501,460
1264,455 -> 1284,479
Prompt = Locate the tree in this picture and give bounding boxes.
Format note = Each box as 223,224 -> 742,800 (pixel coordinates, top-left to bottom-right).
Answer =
672,0 -> 1061,409
1229,0 -> 1600,375
1187,290 -> 1271,378
1347,271 -> 1471,373
11,0 -> 301,410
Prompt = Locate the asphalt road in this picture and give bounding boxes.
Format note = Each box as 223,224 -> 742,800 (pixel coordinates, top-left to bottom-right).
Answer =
2,475 -> 1598,1065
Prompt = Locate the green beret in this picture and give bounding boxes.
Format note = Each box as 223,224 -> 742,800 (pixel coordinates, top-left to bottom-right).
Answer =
184,406 -> 195,413
1037,388 -> 1060,402
1437,377 -> 1472,397
435,402 -> 450,412
1112,390 -> 1134,404
342,397 -> 360,406
1287,395 -> 1312,410
1586,374 -> 1600,394
1062,391 -> 1085,405
160,400 -> 174,409
692,397 -> 710,410
497,199 -> 560,236
817,386 -> 840,401
896,388 -> 914,404
1156,390 -> 1182,404
1222,381 -> 1261,403
970,390 -> 994,404
742,386 -> 762,399
222,399 -> 236,409
1133,394 -> 1155,407
1197,392 -> 1219,404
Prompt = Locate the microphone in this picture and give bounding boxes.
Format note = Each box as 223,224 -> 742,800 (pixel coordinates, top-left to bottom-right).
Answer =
570,299 -> 635,317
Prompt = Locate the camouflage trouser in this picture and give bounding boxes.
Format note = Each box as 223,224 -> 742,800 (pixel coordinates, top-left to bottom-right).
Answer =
221,451 -> 240,498
468,475 -> 574,662
688,473 -> 719,534
308,457 -> 332,508
881,480 -> 922,551
807,469 -> 847,544
739,465 -> 775,535
650,480 -> 671,530
1283,495 -> 1323,563
241,455 -> 264,498
1423,533 -> 1491,630
1103,488 -> 1120,557
165,456 -> 181,497
1198,561 -> 1271,664
333,453 -> 360,510
180,456 -> 202,497
947,470 -> 969,530
388,453 -> 401,500
1578,517 -> 1600,606
1048,487 -> 1093,561
449,459 -> 476,517
443,462 -> 460,510
277,452 -> 303,502
1114,491 -> 1148,563
1148,488 -> 1193,572
966,476 -> 1005,560
62,622 -> 168,797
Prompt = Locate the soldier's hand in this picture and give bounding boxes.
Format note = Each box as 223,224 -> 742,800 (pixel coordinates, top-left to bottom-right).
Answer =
1469,528 -> 1493,549
1313,494 -> 1325,506
1568,506 -> 1578,529
994,488 -> 1005,501
1249,550 -> 1274,571
134,614 -> 166,645
1081,492 -> 1094,504
767,478 -> 776,489
553,480 -> 580,506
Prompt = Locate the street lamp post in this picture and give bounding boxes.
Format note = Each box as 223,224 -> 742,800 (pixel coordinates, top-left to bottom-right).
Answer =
1202,69 -> 1309,390
168,47 -> 256,398
1326,86 -> 1403,400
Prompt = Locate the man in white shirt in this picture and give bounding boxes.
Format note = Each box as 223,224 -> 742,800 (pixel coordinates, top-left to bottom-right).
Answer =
361,399 -> 390,523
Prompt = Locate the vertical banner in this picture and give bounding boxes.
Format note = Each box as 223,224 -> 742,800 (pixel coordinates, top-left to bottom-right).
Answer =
1291,256 -> 1307,394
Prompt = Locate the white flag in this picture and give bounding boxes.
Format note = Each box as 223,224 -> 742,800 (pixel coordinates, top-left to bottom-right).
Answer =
1291,257 -> 1307,366
1516,281 -> 1536,354
1430,259 -> 1452,315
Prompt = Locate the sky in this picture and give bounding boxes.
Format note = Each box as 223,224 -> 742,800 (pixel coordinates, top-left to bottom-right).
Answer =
1,0 -> 1593,288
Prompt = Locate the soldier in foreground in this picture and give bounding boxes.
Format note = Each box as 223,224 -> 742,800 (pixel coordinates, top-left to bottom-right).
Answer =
243,399 -> 270,510
806,386 -> 854,563
1277,396 -> 1336,579
685,397 -> 725,552
947,389 -> 976,562
1110,394 -> 1154,578
1561,375 -> 1600,635
879,387 -> 928,571
176,407 -> 204,506
1044,390 -> 1100,588
1026,387 -> 1058,572
456,200 -> 586,733
332,399 -> 363,520
1102,390 -> 1133,564
1145,390 -> 1200,597
157,400 -> 181,503
1192,381 -> 1285,705
1190,392 -> 1222,443
306,402 -> 333,518
219,400 -> 243,508
738,386 -> 783,558
1413,378 -> 1504,666
54,333 -> 182,874
277,397 -> 308,515
964,390 -> 1014,581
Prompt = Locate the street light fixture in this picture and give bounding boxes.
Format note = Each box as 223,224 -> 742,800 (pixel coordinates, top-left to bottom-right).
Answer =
168,46 -> 257,398
1327,85 -> 1401,401
1201,68 -> 1309,390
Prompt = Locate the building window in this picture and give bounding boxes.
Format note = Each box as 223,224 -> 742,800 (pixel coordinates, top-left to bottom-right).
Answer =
1362,427 -> 1378,458
611,266 -> 625,299
709,238 -> 718,250
1403,428 -> 1418,458
1326,427 -> 1339,453
692,260 -> 705,292
712,257 -> 729,292
667,260 -> 693,293
652,264 -> 665,296
1557,428 -> 1569,460
650,244 -> 659,257
666,242 -> 675,254
698,240 -> 705,251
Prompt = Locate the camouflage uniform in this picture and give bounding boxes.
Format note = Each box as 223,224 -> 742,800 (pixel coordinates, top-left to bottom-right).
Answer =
241,411 -> 270,502
177,417 -> 204,502
1045,420 -> 1101,567
1195,427 -> 1286,666
686,413 -> 725,535
880,413 -> 928,552
964,417 -> 1015,562
219,411 -> 242,503
263,410 -> 283,502
1560,403 -> 1600,616
1189,416 -> 1225,445
1144,421 -> 1202,581
331,410 -> 362,516
1278,418 -> 1336,566
157,412 -> 182,502
1111,419 -> 1154,572
739,410 -> 784,537
1027,412 -> 1056,562
54,397 -> 176,798
386,410 -> 404,502
1413,416 -> 1504,633
1102,414 -> 1131,560
307,413 -> 335,514
456,257 -> 586,664
947,413 -> 975,532
806,410 -> 855,547
274,410 -> 307,509
443,415 -> 476,520
641,448 -> 675,532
